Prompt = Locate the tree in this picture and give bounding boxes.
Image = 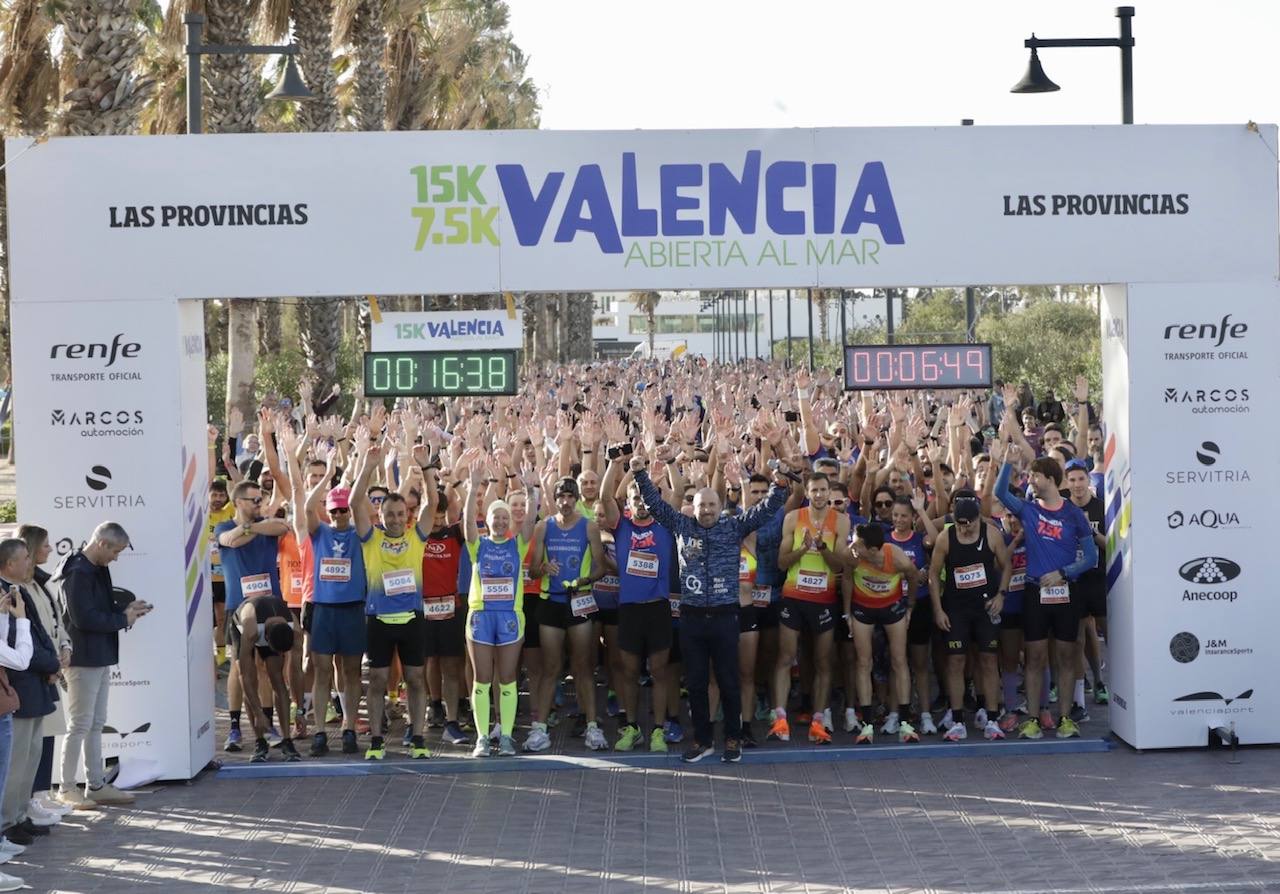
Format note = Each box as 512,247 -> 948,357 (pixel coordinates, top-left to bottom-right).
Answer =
897,288 -> 966,343
629,290 -> 660,357
977,299 -> 1100,397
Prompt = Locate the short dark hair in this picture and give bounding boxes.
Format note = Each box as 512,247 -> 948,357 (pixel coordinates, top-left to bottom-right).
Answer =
747,473 -> 770,486
1030,456 -> 1063,486
872,486 -> 895,504
265,621 -> 295,654
381,492 -> 408,509
805,472 -> 829,488
891,494 -> 914,513
1044,423 -> 1064,436
231,480 -> 261,502
209,479 -> 228,495
855,524 -> 884,549
0,539 -> 27,571
368,485 -> 390,498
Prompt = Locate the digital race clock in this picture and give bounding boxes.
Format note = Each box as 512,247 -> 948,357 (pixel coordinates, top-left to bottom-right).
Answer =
363,349 -> 518,397
843,344 -> 992,391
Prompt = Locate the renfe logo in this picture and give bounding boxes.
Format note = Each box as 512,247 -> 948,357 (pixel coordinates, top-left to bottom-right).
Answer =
50,333 -> 141,367
1162,314 -> 1247,346
494,152 -> 904,254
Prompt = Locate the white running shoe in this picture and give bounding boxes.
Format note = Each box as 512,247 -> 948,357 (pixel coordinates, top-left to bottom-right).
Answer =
26,800 -> 61,826
497,735 -> 517,757
33,795 -> 71,817
0,839 -> 24,859
919,712 -> 938,736
523,726 -> 551,753
940,709 -> 954,728
974,708 -> 989,729
0,869 -> 22,891
471,739 -> 491,758
880,712 -> 900,736
984,720 -> 1006,740
843,707 -> 858,733
584,723 -> 608,751
943,721 -> 968,742
822,708 -> 834,732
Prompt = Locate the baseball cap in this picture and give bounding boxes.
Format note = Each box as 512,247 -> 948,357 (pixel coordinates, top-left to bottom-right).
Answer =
554,477 -> 580,497
952,489 -> 981,522
325,487 -> 351,510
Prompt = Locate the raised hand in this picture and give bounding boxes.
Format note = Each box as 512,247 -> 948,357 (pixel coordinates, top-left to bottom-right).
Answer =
1074,374 -> 1089,403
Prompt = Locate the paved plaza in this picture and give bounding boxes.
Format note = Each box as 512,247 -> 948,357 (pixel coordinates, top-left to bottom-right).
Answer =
15,743 -> 1278,893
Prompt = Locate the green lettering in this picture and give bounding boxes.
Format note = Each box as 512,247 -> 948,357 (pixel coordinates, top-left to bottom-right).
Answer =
430,165 -> 455,202
470,207 -> 499,245
456,165 -> 487,203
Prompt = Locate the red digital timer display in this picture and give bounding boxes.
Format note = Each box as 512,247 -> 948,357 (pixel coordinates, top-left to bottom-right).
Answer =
842,344 -> 992,391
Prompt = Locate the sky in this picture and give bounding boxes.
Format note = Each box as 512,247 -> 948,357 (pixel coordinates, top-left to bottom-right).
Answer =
504,0 -> 1280,130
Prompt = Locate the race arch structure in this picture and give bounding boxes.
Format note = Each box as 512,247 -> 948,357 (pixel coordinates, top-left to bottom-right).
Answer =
5,125 -> 1278,780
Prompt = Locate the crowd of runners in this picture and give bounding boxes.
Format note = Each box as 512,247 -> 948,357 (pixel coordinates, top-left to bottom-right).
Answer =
199,358 -> 1108,767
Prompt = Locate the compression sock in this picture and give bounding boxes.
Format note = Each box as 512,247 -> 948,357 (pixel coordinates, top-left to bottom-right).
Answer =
472,682 -> 492,737
499,682 -> 518,736
229,710 -> 241,731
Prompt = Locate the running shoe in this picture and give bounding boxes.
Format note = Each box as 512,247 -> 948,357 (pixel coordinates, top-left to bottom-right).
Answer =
1017,719 -> 1044,740
251,737 -> 270,763
545,710 -> 560,729
681,743 -> 714,763
427,701 -> 446,728
881,712 -> 900,736
649,728 -> 668,753
442,722 -> 471,746
280,740 -> 302,762
755,695 -> 772,722
974,708 -> 989,729
410,737 -> 431,759
1048,686 -> 1058,705
365,739 -> 386,761
224,728 -> 243,752
919,713 -> 938,736
310,732 -> 329,757
843,707 -> 859,733
1057,717 -> 1081,739
740,724 -> 758,749
663,720 -> 685,744
402,726 -> 414,748
721,739 -> 742,763
940,709 -> 954,729
855,723 -> 874,745
943,721 -> 967,742
571,714 -> 587,738
523,725 -> 551,753
553,680 -> 567,708
497,735 -> 517,757
1070,703 -> 1091,724
341,729 -> 358,754
998,710 -> 1022,734
265,725 -> 284,747
471,739 -> 491,758
1094,683 -> 1110,705
614,724 -> 642,752
584,722 -> 608,751
325,699 -> 340,724
767,716 -> 791,742
898,720 -> 919,743
606,690 -> 621,717
983,721 -> 1006,740
808,719 -> 832,745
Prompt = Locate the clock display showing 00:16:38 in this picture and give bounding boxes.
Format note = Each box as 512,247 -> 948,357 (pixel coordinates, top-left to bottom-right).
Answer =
363,349 -> 517,396
843,344 -> 992,390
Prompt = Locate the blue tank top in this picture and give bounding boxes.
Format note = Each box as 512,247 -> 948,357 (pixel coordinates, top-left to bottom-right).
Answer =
310,525 -> 366,605
541,516 -> 591,604
615,517 -> 675,605
890,529 -> 929,599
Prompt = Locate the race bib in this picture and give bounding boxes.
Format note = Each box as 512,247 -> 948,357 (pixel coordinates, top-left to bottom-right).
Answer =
596,575 -> 620,594
752,586 -> 772,608
319,558 -> 352,582
570,592 -> 598,618
240,574 -> 272,597
1040,583 -> 1070,605
669,596 -> 681,619
424,597 -> 455,620
481,577 -> 515,601
861,577 -> 893,595
954,563 -> 988,589
382,568 -> 417,597
626,551 -> 659,578
1010,571 -> 1026,590
289,574 -> 305,592
797,570 -> 829,592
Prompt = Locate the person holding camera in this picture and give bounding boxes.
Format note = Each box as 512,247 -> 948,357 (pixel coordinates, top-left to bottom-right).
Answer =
51,523 -> 151,810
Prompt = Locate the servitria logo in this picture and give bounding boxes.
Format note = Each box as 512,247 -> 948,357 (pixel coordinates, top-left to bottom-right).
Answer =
53,466 -> 146,511
1166,441 -> 1250,485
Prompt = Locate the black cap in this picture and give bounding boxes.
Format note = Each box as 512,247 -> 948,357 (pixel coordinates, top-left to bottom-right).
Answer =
952,488 -> 981,522
554,477 -> 580,497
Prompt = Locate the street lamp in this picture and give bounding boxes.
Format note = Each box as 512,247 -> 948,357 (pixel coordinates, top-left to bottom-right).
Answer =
184,13 -> 312,135
1011,6 -> 1135,124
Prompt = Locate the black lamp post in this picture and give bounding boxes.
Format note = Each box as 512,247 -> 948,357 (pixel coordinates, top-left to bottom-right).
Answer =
1011,6 -> 1135,124
184,13 -> 312,134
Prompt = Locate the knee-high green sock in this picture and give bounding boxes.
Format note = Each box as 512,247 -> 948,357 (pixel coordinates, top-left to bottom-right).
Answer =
499,682 -> 518,736
472,681 -> 492,735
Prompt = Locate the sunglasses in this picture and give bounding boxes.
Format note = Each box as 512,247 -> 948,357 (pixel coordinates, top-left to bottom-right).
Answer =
727,485 -> 741,492
329,507 -> 350,514
369,495 -> 386,504
873,500 -> 893,508
831,499 -> 847,507
238,496 -> 263,505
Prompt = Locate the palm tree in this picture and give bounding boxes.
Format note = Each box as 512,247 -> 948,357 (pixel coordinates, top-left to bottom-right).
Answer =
629,290 -> 661,357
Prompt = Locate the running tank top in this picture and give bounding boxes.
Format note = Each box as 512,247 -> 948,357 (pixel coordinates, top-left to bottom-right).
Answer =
310,524 -> 365,605
942,525 -> 1000,603
541,516 -> 591,603
782,507 -> 839,604
466,536 -> 526,613
423,525 -> 465,599
890,529 -> 929,600
851,545 -> 904,609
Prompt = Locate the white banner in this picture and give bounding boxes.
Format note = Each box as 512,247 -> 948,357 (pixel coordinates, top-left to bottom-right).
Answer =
371,310 -> 523,350
1116,282 -> 1280,748
6,125 -> 1278,302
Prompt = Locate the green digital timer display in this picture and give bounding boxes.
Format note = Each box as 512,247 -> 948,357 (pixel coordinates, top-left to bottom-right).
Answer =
363,350 -> 517,397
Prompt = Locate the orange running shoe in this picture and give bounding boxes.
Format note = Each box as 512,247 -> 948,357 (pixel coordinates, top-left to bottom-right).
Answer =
808,719 -> 832,745
767,715 -> 791,742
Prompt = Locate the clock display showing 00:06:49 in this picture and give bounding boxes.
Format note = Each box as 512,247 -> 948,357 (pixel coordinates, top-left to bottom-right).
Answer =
842,344 -> 992,390
363,350 -> 517,396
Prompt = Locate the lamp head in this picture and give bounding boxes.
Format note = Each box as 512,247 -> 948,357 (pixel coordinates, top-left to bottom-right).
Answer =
1010,44 -> 1060,94
267,52 -> 313,101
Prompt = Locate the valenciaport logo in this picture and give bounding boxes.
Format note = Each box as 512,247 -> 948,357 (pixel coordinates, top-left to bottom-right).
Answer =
1169,632 -> 1253,664
53,465 -> 146,511
48,333 -> 143,383
1178,556 -> 1241,603
1170,689 -> 1254,716
1167,508 -> 1244,531
1165,441 -> 1250,485
50,407 -> 144,439
1163,313 -> 1249,361
102,721 -> 153,751
1163,386 -> 1250,414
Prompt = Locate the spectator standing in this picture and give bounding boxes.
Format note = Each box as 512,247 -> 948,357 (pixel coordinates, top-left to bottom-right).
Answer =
0,553 -> 32,891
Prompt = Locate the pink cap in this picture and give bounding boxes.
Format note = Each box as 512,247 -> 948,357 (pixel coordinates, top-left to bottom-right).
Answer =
325,488 -> 351,510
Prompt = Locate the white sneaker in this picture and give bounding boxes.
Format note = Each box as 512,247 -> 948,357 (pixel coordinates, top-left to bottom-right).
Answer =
919,712 -> 938,736
523,726 -> 551,753
974,708 -> 989,729
584,723 -> 608,751
0,870 -> 22,891
497,735 -> 517,757
822,709 -> 834,732
843,708 -> 858,733
26,800 -> 61,826
471,739 -> 491,758
940,709 -> 954,728
34,795 -> 71,816
943,721 -> 968,742
880,712 -> 900,735
983,720 -> 1006,740
0,839 -> 24,858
